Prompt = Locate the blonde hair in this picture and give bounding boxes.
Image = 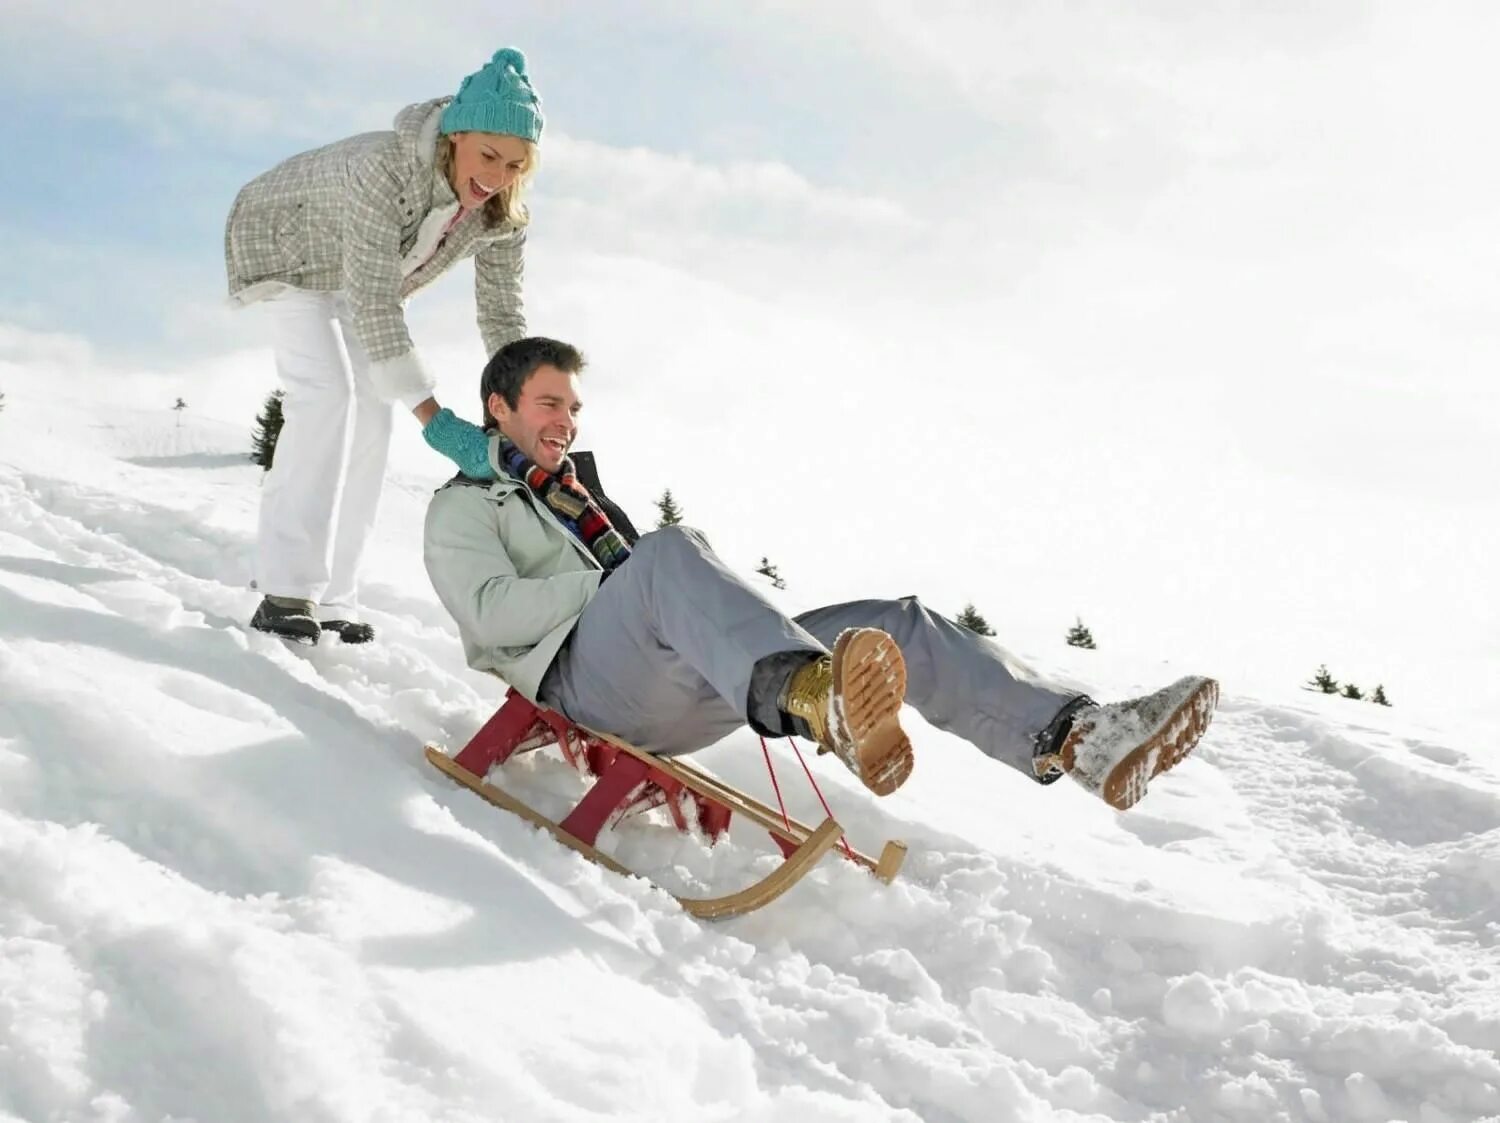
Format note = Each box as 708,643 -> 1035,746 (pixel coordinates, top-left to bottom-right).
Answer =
435,135 -> 538,229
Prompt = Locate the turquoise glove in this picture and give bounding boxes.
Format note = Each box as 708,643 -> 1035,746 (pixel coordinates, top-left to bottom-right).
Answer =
422,408 -> 496,479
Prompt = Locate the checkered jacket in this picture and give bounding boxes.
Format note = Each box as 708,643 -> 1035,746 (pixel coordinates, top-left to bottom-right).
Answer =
225,99 -> 526,398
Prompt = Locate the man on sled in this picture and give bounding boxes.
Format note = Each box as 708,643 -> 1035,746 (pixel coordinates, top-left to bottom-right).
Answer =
423,337 -> 1218,811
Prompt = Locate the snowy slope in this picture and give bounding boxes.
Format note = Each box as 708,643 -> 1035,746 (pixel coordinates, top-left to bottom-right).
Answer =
1,361 -> 1498,1123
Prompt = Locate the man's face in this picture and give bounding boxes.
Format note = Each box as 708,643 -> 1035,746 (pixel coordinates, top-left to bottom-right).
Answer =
490,364 -> 581,474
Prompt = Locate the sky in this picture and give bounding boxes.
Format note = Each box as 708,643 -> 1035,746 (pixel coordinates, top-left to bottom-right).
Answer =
1,1 -> 1497,729
0,378 -> 1497,1122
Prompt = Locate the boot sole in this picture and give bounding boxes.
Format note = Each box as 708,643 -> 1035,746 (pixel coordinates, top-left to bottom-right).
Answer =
1099,677 -> 1219,810
832,628 -> 913,796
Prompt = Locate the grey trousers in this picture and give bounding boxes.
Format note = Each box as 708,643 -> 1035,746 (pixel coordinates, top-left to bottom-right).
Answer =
538,526 -> 1079,779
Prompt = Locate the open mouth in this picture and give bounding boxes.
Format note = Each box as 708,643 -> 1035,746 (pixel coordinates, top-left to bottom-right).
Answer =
469,177 -> 497,201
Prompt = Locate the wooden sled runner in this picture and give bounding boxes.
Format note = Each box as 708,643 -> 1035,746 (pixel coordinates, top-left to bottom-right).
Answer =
425,689 -> 908,919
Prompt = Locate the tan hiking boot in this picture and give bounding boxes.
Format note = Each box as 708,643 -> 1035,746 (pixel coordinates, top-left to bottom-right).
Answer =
781,628 -> 914,796
1050,675 -> 1219,810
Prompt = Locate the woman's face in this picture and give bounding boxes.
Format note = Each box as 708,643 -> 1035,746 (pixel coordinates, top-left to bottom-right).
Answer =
448,132 -> 531,209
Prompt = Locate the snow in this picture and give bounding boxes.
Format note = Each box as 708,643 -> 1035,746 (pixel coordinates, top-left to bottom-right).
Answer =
2,353 -> 1499,1123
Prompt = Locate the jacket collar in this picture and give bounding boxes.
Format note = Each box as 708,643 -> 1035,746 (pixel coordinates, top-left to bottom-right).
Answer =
394,98 -> 448,169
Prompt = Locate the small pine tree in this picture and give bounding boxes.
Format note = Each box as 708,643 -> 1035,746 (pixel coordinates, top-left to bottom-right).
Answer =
1065,617 -> 1096,649
655,488 -> 683,528
173,397 -> 187,427
755,557 -> 786,590
1341,682 -> 1365,701
955,603 -> 995,636
251,390 -> 286,470
1305,664 -> 1339,694
0,390 -> 6,413
1371,684 -> 1391,707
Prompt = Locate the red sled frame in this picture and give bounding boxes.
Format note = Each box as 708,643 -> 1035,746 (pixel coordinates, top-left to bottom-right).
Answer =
425,688 -> 907,919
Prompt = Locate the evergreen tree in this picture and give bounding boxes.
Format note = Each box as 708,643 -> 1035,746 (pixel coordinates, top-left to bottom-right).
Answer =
655,488 -> 683,527
1305,664 -> 1339,694
173,397 -> 187,427
1065,617 -> 1097,649
250,390 -> 286,470
1371,684 -> 1391,707
755,557 -> 786,590
1341,682 -> 1365,701
955,603 -> 995,636
0,390 -> 6,413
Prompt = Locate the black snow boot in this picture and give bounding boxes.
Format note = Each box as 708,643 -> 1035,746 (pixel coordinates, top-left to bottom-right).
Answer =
321,619 -> 375,644
250,595 -> 321,645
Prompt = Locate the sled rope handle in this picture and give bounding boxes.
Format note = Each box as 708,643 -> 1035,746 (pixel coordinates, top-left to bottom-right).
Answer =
759,736 -> 793,831
760,736 -> 856,862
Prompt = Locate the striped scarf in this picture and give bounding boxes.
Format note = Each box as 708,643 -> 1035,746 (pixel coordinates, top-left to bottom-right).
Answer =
496,437 -> 632,572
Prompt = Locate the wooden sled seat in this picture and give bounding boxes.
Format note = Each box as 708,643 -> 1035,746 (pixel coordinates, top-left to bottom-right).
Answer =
425,688 -> 907,920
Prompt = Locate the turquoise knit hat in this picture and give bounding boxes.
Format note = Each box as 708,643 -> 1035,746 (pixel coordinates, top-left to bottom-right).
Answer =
440,48 -> 544,141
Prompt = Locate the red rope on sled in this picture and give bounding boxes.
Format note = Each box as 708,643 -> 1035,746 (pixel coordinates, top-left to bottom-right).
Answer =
789,739 -> 856,861
759,736 -> 793,832
760,736 -> 857,862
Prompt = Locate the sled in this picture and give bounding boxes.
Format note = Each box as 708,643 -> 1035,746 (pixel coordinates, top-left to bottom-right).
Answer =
425,688 -> 907,920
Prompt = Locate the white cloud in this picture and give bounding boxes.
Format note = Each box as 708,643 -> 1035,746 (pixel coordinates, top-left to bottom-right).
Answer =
545,135 -> 919,235
1,2 -> 472,144
150,81 -> 314,143
528,134 -> 927,307
0,323 -> 95,369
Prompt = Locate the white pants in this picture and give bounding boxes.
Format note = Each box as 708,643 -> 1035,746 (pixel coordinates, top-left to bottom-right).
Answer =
256,289 -> 393,616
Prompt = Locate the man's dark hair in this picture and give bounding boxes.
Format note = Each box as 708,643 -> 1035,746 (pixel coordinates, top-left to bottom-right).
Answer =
480,337 -> 586,428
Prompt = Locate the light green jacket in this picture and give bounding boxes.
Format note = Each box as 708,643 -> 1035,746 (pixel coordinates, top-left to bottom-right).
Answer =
423,441 -> 603,701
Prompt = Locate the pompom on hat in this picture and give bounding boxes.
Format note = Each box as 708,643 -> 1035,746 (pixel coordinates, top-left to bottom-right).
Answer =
440,48 -> 544,142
